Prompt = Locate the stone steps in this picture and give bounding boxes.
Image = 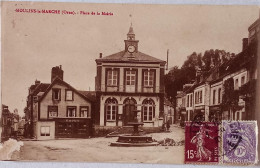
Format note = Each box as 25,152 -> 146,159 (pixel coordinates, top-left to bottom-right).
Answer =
110,141 -> 159,147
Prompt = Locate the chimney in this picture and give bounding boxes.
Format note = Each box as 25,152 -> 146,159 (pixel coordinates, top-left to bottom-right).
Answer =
99,53 -> 102,58
35,80 -> 41,85
51,65 -> 64,82
242,38 -> 248,51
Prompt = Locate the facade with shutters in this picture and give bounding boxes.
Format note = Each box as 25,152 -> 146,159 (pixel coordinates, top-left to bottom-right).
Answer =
95,25 -> 166,127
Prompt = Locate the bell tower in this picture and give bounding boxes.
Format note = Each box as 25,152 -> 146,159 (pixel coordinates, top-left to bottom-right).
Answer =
127,23 -> 135,40
124,23 -> 139,53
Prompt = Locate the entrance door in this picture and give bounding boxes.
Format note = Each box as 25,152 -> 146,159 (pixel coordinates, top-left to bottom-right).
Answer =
123,98 -> 137,125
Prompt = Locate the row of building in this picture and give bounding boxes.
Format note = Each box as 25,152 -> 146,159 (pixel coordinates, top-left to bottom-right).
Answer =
24,24 -> 174,140
175,19 -> 259,126
1,105 -> 24,141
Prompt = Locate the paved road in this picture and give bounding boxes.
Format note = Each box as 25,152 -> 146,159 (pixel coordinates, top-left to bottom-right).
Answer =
12,125 -> 185,164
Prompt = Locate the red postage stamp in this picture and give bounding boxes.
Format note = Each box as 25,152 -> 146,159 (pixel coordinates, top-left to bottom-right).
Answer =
185,122 -> 219,164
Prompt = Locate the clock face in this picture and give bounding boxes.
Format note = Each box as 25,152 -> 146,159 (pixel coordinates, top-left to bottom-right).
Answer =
127,45 -> 135,53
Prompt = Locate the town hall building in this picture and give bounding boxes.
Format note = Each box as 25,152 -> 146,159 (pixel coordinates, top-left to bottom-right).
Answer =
95,24 -> 166,127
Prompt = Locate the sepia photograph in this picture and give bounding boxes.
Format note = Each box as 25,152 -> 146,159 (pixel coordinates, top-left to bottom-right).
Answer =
1,1 -> 259,166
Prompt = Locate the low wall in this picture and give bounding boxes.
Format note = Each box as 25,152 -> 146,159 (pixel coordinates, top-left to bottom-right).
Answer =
93,126 -> 119,137
141,126 -> 161,134
94,125 -> 162,137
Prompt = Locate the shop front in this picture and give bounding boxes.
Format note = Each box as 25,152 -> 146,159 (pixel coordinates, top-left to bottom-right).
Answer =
55,118 -> 92,138
209,105 -> 222,122
194,106 -> 205,121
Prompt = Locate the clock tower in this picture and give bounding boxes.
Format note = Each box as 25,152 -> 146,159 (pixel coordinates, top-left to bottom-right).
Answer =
124,24 -> 139,53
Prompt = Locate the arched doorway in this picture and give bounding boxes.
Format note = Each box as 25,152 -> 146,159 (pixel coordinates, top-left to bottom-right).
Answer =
123,98 -> 137,125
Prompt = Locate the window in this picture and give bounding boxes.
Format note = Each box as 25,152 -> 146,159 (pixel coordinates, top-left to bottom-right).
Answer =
213,90 -> 216,105
126,70 -> 136,86
40,126 -> 50,136
190,94 -> 193,106
196,90 -> 203,104
200,91 -> 203,103
195,92 -> 197,104
48,106 -> 58,118
187,95 -> 189,107
142,99 -> 155,121
235,78 -> 239,90
80,106 -> 90,118
52,88 -> 61,101
105,98 -> 118,121
67,106 -> 76,117
107,70 -> 118,86
144,70 -> 154,87
65,90 -> 73,101
241,76 -> 245,86
218,88 -> 221,104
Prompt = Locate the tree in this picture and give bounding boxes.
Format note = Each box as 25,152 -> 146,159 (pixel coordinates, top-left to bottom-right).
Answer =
165,49 -> 234,108
239,79 -> 257,120
221,78 -> 240,120
165,66 -> 184,105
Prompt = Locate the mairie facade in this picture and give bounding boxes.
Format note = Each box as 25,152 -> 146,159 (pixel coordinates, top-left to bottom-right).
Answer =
95,25 -> 166,127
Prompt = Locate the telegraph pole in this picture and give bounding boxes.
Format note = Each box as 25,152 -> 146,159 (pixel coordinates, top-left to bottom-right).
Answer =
255,9 -> 260,162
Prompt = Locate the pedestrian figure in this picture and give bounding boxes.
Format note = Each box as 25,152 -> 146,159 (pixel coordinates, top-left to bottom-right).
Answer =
166,120 -> 170,131
162,123 -> 166,131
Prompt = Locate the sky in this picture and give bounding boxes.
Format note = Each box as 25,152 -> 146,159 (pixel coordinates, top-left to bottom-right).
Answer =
1,2 -> 259,116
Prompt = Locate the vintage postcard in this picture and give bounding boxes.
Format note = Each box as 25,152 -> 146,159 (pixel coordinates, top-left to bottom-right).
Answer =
1,1 -> 259,166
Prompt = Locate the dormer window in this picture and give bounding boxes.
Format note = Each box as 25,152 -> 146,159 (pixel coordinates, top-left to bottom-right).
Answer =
65,90 -> 74,101
52,88 -> 61,101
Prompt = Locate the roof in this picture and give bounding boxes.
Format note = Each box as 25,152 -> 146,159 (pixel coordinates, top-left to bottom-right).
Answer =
32,83 -> 50,96
29,85 -> 37,91
181,40 -> 257,93
2,104 -> 10,113
78,91 -> 96,102
96,50 -> 166,64
38,77 -> 94,103
127,25 -> 134,35
210,77 -> 223,85
185,84 -> 197,93
176,92 -> 186,98
248,18 -> 259,31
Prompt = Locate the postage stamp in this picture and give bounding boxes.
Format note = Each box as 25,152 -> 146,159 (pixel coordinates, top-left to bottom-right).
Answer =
185,122 -> 219,164
222,121 -> 258,164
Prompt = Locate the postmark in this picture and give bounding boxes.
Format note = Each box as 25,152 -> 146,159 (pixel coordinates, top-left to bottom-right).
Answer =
222,121 -> 258,164
185,122 -> 219,164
